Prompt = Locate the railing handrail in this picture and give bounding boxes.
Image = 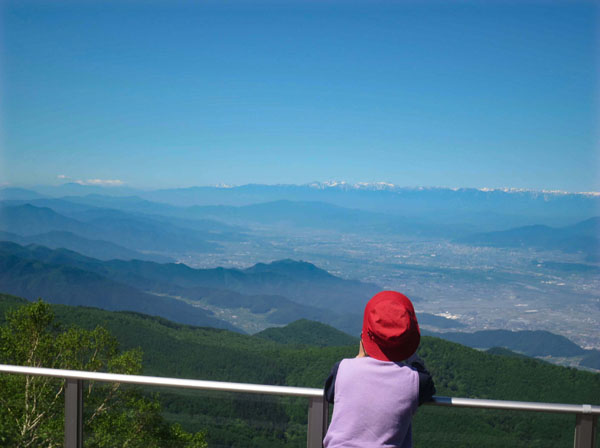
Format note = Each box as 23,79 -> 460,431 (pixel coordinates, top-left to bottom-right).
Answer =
0,364 -> 321,398
1,363 -> 598,415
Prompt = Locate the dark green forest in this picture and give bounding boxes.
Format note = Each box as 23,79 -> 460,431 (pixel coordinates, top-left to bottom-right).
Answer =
0,294 -> 598,447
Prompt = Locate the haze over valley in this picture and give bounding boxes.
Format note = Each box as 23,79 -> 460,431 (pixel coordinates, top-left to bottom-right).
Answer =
1,182 -> 598,369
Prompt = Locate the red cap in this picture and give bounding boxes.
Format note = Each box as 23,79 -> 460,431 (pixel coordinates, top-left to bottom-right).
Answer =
361,291 -> 420,362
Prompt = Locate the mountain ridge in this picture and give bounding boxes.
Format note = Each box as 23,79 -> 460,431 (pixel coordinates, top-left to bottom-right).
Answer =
0,203 -> 224,254
0,229 -> 172,263
457,217 -> 600,261
0,241 -> 377,333
12,183 -> 594,228
0,251 -> 237,331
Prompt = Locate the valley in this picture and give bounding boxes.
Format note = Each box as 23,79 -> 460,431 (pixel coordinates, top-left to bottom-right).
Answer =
177,231 -> 600,351
0,184 -> 598,363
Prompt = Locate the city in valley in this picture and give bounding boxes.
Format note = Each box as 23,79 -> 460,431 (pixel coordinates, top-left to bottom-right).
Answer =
177,228 -> 600,352
1,184 -> 598,364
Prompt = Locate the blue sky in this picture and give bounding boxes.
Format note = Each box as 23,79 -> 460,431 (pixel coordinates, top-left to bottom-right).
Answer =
1,1 -> 598,191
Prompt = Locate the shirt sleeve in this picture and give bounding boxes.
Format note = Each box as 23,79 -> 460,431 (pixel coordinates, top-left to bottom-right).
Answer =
407,354 -> 436,405
324,361 -> 341,404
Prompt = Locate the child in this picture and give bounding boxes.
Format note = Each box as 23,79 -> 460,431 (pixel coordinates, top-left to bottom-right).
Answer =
323,291 -> 436,448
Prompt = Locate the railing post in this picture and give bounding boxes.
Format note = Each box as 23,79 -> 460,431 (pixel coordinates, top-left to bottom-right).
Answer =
574,413 -> 597,448
64,378 -> 83,448
307,395 -> 328,448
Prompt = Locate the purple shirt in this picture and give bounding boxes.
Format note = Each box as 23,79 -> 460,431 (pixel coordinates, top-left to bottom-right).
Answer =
323,357 -> 420,448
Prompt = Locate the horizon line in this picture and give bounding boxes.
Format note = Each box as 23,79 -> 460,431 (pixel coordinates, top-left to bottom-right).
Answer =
1,181 -> 599,196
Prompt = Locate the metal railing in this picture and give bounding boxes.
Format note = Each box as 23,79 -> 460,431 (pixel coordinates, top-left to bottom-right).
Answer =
0,364 -> 598,448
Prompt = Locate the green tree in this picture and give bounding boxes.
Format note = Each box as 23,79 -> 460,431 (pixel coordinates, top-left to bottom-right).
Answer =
0,300 -> 207,448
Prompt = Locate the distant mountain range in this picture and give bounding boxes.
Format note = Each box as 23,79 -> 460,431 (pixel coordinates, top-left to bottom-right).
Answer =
0,242 -> 472,334
109,184 -> 600,229
3,183 -> 598,230
0,239 -> 466,336
4,182 -> 599,197
457,217 -> 600,262
0,241 -> 378,334
304,182 -> 600,196
3,189 -> 599,253
423,329 -> 585,357
0,202 -> 238,257
0,239 -> 597,369
3,199 -> 596,268
0,230 -> 173,263
0,248 -> 236,331
422,329 -> 600,370
0,238 -> 470,335
0,184 -> 598,369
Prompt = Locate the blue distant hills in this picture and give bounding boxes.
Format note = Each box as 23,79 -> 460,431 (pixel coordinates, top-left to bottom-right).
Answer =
0,183 -> 598,370
1,194 -> 598,263
0,240 -> 597,369
2,183 -> 598,230
456,217 -> 600,262
0,240 -> 378,334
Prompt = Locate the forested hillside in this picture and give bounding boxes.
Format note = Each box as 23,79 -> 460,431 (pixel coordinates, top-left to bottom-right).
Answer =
1,295 -> 598,447
254,319 -> 357,347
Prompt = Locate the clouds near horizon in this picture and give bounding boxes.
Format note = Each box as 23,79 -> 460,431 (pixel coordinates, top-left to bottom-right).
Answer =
56,175 -> 124,187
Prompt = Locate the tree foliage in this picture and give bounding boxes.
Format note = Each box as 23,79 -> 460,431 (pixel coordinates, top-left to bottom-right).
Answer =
2,295 -> 599,447
0,300 -> 206,448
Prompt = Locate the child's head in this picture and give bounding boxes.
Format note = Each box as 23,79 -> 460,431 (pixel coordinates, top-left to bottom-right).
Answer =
361,291 -> 420,362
